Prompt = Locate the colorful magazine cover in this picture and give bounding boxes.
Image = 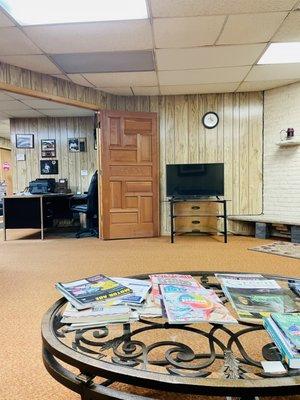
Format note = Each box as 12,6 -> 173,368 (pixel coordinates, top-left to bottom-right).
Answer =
224,286 -> 298,323
149,273 -> 200,307
160,284 -> 237,325
56,274 -> 132,309
271,313 -> 300,350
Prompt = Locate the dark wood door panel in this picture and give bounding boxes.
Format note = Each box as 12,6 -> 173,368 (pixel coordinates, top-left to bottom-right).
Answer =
100,110 -> 159,239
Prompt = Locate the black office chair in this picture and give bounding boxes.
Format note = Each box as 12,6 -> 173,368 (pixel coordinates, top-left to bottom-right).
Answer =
70,171 -> 99,238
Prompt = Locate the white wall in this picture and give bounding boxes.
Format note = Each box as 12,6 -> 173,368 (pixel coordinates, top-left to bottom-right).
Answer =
264,81 -> 300,217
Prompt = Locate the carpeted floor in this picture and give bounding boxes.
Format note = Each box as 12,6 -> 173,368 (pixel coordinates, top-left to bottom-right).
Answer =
1,230 -> 300,400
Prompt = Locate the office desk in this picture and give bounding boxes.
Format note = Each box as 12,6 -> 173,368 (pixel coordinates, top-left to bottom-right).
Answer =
3,194 -> 73,240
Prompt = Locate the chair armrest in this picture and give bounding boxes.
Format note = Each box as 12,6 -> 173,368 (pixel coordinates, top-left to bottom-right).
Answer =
69,194 -> 88,208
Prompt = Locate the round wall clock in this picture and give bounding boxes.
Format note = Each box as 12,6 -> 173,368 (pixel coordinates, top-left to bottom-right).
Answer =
202,111 -> 219,129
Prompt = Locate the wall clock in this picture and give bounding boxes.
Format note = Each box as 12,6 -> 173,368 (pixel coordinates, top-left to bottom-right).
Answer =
202,112 -> 219,129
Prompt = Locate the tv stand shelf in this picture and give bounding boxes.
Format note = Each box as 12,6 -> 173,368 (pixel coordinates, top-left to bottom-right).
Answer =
169,197 -> 228,243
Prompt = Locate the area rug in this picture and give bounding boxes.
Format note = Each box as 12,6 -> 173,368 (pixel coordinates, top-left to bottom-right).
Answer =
249,241 -> 300,259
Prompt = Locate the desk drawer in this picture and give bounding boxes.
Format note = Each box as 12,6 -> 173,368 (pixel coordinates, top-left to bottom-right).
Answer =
175,216 -> 218,233
174,202 -> 219,216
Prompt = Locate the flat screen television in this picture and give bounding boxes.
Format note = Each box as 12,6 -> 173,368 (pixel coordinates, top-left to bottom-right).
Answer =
166,163 -> 224,198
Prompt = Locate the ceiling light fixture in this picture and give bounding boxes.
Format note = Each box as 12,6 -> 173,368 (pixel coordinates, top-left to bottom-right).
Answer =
258,42 -> 300,64
0,0 -> 148,25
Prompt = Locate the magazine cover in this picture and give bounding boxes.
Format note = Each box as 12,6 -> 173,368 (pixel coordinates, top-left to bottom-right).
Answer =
56,274 -> 132,309
224,287 -> 298,323
160,284 -> 237,325
272,313 -> 300,350
150,274 -> 200,286
215,273 -> 281,289
149,274 -> 200,307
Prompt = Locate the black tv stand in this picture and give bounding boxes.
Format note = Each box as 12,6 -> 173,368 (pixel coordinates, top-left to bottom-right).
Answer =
169,197 -> 228,243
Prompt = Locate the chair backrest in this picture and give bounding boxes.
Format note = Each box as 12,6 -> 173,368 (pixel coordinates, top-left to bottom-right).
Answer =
86,171 -> 98,216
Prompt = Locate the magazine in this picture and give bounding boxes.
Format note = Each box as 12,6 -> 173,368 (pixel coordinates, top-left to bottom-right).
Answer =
215,273 -> 281,289
223,286 -> 298,323
149,273 -> 199,307
160,284 -> 237,325
271,313 -> 300,350
288,280 -> 300,297
112,277 -> 151,305
56,274 -> 132,309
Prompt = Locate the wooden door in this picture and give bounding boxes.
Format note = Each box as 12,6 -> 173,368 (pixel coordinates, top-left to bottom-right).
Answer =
0,147 -> 13,195
99,110 -> 159,239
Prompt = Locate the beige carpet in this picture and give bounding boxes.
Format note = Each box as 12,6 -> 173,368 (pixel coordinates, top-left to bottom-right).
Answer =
1,230 -> 300,400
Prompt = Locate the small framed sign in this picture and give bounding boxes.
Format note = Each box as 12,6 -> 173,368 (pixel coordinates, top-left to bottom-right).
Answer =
68,138 -> 79,152
41,139 -> 56,158
16,134 -> 34,149
40,160 -> 59,175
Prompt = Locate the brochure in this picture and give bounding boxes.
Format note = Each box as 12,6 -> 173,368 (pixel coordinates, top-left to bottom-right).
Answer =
215,273 -> 281,289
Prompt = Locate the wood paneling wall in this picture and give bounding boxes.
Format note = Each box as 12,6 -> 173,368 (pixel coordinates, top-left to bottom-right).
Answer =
0,61 -> 108,108
0,137 -> 11,149
2,61 -> 263,234
106,93 -> 263,234
10,117 -> 96,193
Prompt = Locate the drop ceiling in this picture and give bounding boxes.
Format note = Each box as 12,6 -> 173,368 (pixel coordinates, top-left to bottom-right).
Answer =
0,0 -> 300,95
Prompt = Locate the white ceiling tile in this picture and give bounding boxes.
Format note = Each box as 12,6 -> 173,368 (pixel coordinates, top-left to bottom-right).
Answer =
101,87 -> 133,95
246,64 -> 300,81
150,0 -> 297,17
8,110 -> 45,118
83,71 -> 157,87
0,100 -> 32,111
23,20 -> 153,53
132,86 -> 160,95
272,11 -> 300,42
238,79 -> 298,91
68,74 -> 95,88
156,44 -> 266,70
160,82 -> 240,95
0,90 -> 14,101
0,27 -> 41,55
218,12 -> 287,45
39,109 -> 94,117
0,9 -> 15,27
158,66 -> 250,85
0,55 -> 61,74
0,113 -> 10,121
20,99 -> 71,109
5,92 -> 34,100
153,15 -> 225,48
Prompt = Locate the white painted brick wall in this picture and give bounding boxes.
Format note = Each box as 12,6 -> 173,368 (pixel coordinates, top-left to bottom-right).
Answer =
264,81 -> 300,217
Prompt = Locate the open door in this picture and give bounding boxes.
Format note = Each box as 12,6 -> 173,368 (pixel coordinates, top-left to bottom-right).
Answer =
99,110 -> 159,239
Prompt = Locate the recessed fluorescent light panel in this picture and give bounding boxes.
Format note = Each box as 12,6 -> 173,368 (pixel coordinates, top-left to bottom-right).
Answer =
258,43 -> 300,64
0,0 -> 148,25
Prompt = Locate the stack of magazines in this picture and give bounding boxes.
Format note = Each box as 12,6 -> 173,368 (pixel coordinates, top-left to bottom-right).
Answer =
56,274 -> 158,330
149,274 -> 237,325
264,313 -> 300,369
215,273 -> 299,324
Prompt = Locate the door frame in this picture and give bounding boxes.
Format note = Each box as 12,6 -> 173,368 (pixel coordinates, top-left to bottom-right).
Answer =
99,109 -> 160,239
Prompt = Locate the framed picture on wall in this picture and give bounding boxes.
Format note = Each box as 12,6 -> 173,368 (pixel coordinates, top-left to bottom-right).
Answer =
40,160 -> 59,175
41,139 -> 56,158
16,134 -> 34,149
68,138 -> 79,152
